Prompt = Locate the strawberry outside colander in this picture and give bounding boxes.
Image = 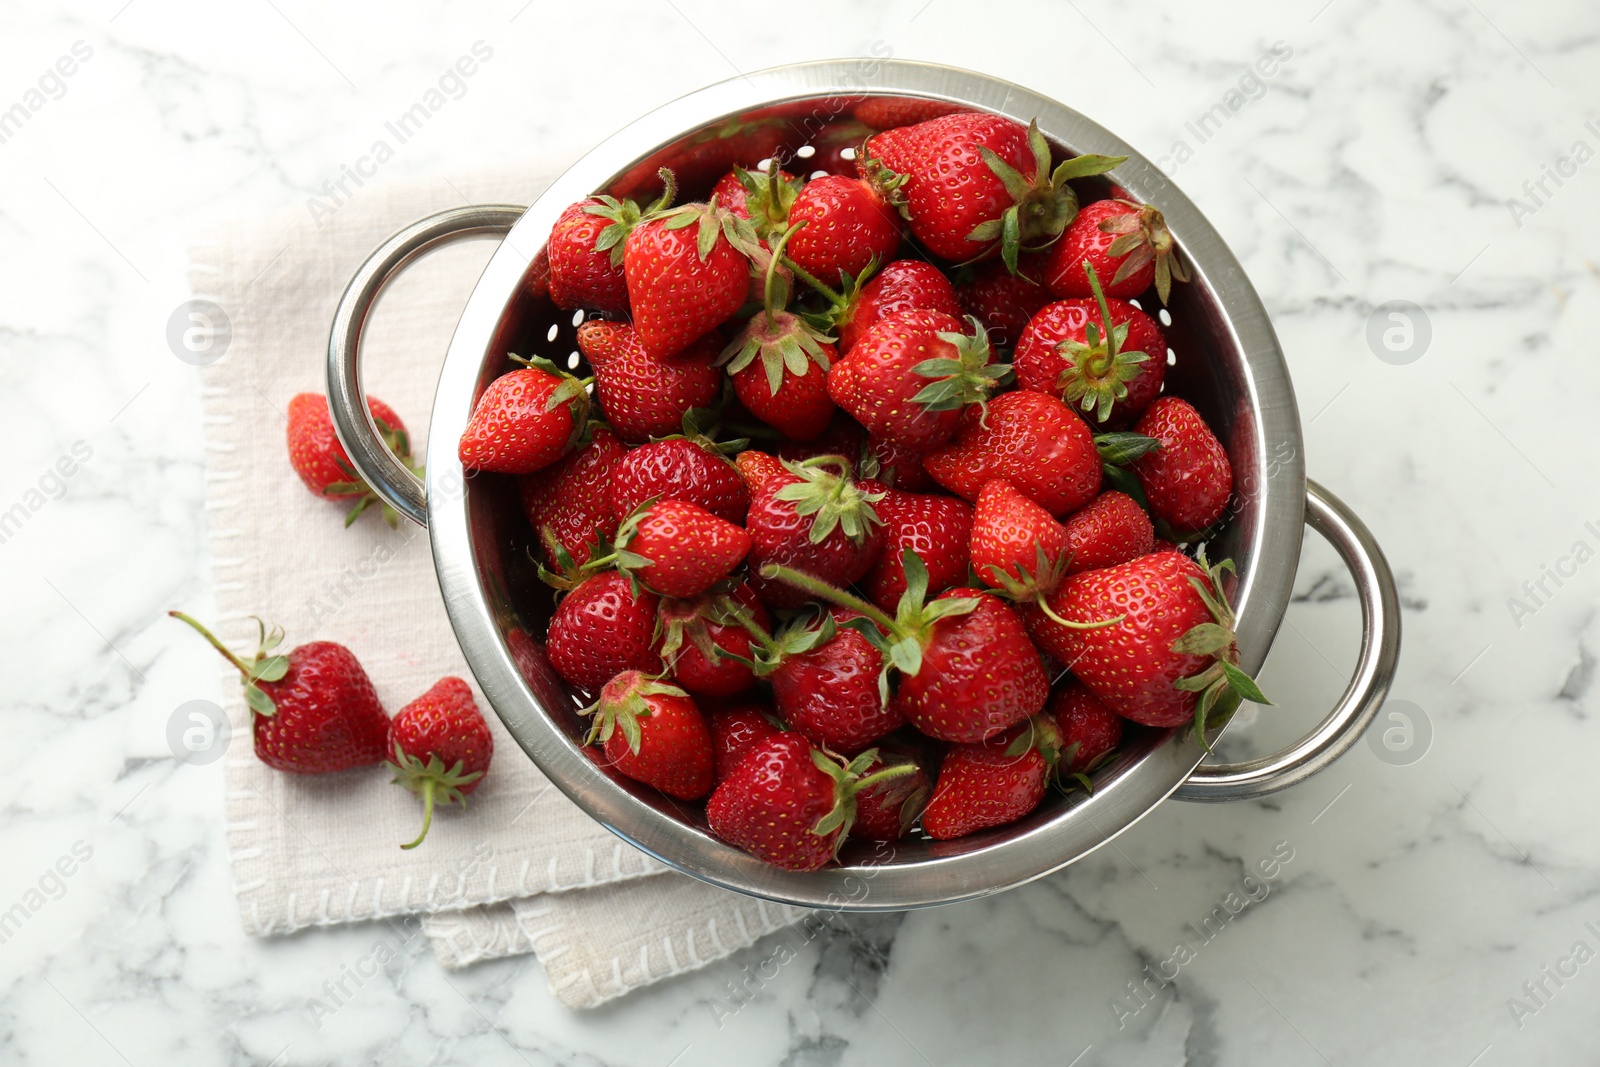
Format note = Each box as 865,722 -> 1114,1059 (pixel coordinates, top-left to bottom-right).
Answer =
325,59 -> 1400,910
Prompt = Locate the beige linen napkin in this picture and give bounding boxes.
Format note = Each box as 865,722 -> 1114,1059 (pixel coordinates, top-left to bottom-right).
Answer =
191,161 -> 803,1008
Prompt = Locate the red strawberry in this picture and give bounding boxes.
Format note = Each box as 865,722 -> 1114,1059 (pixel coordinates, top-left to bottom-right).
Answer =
733,448 -> 791,496
169,612 -> 388,774
829,259 -> 962,354
1045,198 -> 1188,304
610,435 -> 748,524
863,488 -> 973,613
744,455 -> 886,611
584,671 -> 713,800
1048,681 -> 1123,776
1035,549 -> 1268,733
721,309 -> 838,441
458,356 -> 590,475
624,201 -> 757,358
853,97 -> 966,129
286,392 -> 415,527
546,571 -> 663,694
764,554 -> 1048,744
921,717 -> 1059,840
784,174 -> 902,286
706,734 -> 913,870
520,425 -> 628,568
860,114 -> 1124,268
577,320 -> 722,444
386,677 -> 493,849
612,499 -> 750,600
1130,396 -> 1233,537
924,389 -> 1101,516
970,478 -> 1068,592
1061,490 -> 1154,574
704,698 -> 782,782
658,583 -> 770,697
851,743 -> 932,841
742,609 -> 904,753
954,253 -> 1052,349
1013,265 -> 1168,426
828,310 -> 1005,451
548,199 -> 635,314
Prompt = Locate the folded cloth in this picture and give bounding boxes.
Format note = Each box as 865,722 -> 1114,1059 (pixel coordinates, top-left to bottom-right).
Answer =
191,160 -> 802,1008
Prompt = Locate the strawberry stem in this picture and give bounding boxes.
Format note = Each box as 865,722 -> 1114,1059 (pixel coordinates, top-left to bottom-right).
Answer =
850,760 -> 917,795
759,564 -> 900,635
168,610 -> 254,677
1032,592 -> 1125,631
779,253 -> 842,304
401,777 -> 436,850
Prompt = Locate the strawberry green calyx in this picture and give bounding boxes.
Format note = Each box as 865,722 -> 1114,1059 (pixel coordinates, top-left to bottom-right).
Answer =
580,675 -> 689,754
1004,714 -> 1098,793
1099,199 -> 1189,304
764,550 -> 982,702
387,744 -> 485,850
809,746 -> 919,845
725,605 -> 838,676
660,195 -> 764,263
1054,263 -> 1151,424
168,611 -> 290,717
862,748 -> 932,836
855,144 -> 910,217
772,455 -> 886,546
582,167 -> 678,267
734,163 -> 802,239
656,590 -> 742,669
1169,548 -> 1272,748
910,316 -> 1011,416
968,122 -> 1126,273
979,541 -> 1111,632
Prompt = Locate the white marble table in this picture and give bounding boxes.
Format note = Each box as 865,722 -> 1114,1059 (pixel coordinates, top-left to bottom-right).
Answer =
5,0 -> 1599,1063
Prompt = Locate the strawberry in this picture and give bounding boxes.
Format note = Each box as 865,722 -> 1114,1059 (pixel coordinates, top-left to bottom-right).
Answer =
1045,198 -> 1188,304
386,677 -> 493,849
658,583 -> 769,697
954,253 -> 1052,349
1013,264 -> 1167,426
862,488 -> 973,613
850,743 -> 932,841
609,433 -> 748,524
545,571 -> 663,694
860,114 -> 1124,269
826,259 -> 962,354
765,553 -> 1048,744
625,199 -> 758,358
286,392 -> 416,527
1048,680 -> 1123,777
827,310 -> 1006,451
853,97 -> 966,129
458,356 -> 590,475
1129,396 -> 1233,537
1061,490 -> 1154,574
924,389 -> 1101,516
169,612 -> 388,774
784,174 -> 902,286
704,698 -> 782,782
610,499 -> 750,600
706,734 -> 913,870
1034,549 -> 1268,735
970,478 -> 1069,593
743,455 -> 886,611
921,717 -> 1058,840
520,424 -> 627,568
584,671 -> 713,800
720,286 -> 839,441
739,609 -> 904,753
577,320 -> 722,443
733,448 -> 791,496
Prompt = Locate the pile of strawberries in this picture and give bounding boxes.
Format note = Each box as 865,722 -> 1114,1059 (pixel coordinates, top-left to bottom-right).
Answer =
453,105 -> 1265,873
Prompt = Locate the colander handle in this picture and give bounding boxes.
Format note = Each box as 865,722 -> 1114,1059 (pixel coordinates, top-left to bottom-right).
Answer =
1173,479 -> 1401,801
326,204 -> 526,528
